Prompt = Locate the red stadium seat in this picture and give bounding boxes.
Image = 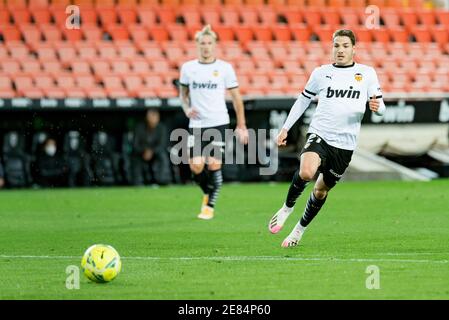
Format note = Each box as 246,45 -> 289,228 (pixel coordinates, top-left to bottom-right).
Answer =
419,10 -> 437,26
97,8 -> 117,26
282,8 -> 302,24
347,0 -> 366,8
11,8 -> 31,24
371,27 -> 391,43
128,24 -> 149,42
381,9 -> 401,27
240,7 -> 259,25
107,25 -> 131,41
258,7 -> 277,25
302,8 -> 322,27
167,24 -> 189,42
233,26 -> 254,45
307,0 -> 326,7
340,9 -> 361,26
314,26 -> 334,42
40,24 -> 62,42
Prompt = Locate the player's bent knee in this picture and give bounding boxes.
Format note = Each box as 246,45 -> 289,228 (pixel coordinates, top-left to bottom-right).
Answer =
299,169 -> 315,181
189,163 -> 204,174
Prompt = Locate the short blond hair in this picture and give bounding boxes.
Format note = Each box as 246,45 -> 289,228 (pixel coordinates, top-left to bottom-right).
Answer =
195,24 -> 217,42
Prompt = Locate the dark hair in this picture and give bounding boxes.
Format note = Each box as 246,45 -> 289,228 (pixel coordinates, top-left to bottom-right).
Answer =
333,29 -> 356,45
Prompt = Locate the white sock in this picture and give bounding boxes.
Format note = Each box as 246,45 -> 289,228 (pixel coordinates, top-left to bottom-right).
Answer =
295,221 -> 306,233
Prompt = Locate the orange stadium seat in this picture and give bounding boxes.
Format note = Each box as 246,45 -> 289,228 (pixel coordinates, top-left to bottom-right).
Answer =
347,0 -> 366,8
381,9 -> 401,27
118,8 -> 138,25
143,74 -> 165,90
322,9 -> 341,26
401,9 -> 419,29
435,10 -> 449,27
40,24 -> 62,42
253,26 -> 273,41
214,26 -> 235,41
222,8 -> 240,26
167,24 -> 189,42
371,27 -> 391,43
233,26 -> 254,45
123,75 -> 144,97
2,26 -> 21,41
385,0 -> 403,8
111,59 -> 131,75
128,24 -> 149,42
75,75 -> 97,89
84,87 -> 107,98
107,25 -> 131,41
6,0 -> 27,8
63,28 -> 83,42
129,58 -> 151,76
20,24 -> 41,45
148,26 -> 170,42
272,25 -> 292,42
33,74 -> 54,90
302,8 -> 321,27
389,26 -> 409,43
307,0 -> 326,7
13,74 -> 34,92
282,8 -> 303,24
97,8 -> 117,26
258,7 -> 277,25
155,87 -> 177,98
314,26 -> 334,42
410,25 -> 432,42
91,59 -> 111,77
200,7 -> 221,26
117,0 -> 138,7
430,26 -> 449,46
156,7 -> 176,25
29,0 -> 49,6
32,8 -> 51,24
139,0 -> 161,5
98,42 -> 118,60
181,8 -> 202,26
340,9 -> 361,26
19,88 -> 44,98
21,59 -> 41,74
137,8 -> 157,28
328,0 -> 346,8
0,9 -> 10,23
150,58 -> 171,73
289,23 -> 311,42
36,44 -> 57,61
70,60 -> 91,75
115,42 -> 137,59
11,8 -> 31,24
419,10 -> 437,26
240,7 -> 259,25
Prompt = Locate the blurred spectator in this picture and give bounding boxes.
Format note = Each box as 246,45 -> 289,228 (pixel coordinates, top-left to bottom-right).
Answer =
0,161 -> 4,188
2,131 -> 32,188
91,131 -> 122,186
35,138 -> 68,187
64,131 -> 93,187
132,109 -> 172,186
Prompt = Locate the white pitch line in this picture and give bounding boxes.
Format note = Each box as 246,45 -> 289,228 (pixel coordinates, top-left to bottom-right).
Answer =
0,255 -> 448,264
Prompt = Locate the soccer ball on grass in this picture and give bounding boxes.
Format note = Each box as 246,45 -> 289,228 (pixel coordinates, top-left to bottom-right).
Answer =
81,244 -> 121,283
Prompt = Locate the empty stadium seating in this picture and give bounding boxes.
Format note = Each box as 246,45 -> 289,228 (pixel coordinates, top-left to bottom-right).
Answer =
0,0 -> 448,98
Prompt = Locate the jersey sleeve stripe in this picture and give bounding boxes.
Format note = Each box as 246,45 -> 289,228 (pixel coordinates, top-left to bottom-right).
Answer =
304,89 -> 317,96
375,95 -> 383,99
179,82 -> 189,87
227,85 -> 239,90
301,92 -> 312,99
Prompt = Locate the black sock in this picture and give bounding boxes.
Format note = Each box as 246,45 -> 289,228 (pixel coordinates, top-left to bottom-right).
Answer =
285,170 -> 308,208
300,192 -> 327,227
207,169 -> 223,208
193,170 -> 209,195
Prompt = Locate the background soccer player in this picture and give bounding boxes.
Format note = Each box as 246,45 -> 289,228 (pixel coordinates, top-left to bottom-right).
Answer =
179,25 -> 249,220
269,29 -> 386,247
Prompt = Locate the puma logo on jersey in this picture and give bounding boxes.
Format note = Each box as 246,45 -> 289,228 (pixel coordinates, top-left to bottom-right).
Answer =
192,81 -> 218,89
326,86 -> 361,99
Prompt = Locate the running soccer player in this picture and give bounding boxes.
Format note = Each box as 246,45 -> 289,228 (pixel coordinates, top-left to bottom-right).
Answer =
179,25 -> 249,220
269,29 -> 386,247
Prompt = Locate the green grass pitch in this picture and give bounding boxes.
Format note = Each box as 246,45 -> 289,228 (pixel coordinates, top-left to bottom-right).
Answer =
0,180 -> 448,299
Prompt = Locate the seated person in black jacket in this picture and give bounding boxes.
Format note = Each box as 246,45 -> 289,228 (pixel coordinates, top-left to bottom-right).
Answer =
132,109 -> 172,185
0,161 -> 4,189
35,138 -> 68,187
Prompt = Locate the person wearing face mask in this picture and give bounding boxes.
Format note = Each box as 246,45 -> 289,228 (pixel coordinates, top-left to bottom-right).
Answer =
132,108 -> 172,186
0,161 -> 5,189
35,137 -> 68,188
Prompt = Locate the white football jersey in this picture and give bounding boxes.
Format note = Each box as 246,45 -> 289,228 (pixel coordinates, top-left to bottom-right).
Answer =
179,59 -> 238,128
284,63 -> 384,150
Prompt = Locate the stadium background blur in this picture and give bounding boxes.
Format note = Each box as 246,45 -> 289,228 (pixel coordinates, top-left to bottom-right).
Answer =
0,0 -> 448,188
